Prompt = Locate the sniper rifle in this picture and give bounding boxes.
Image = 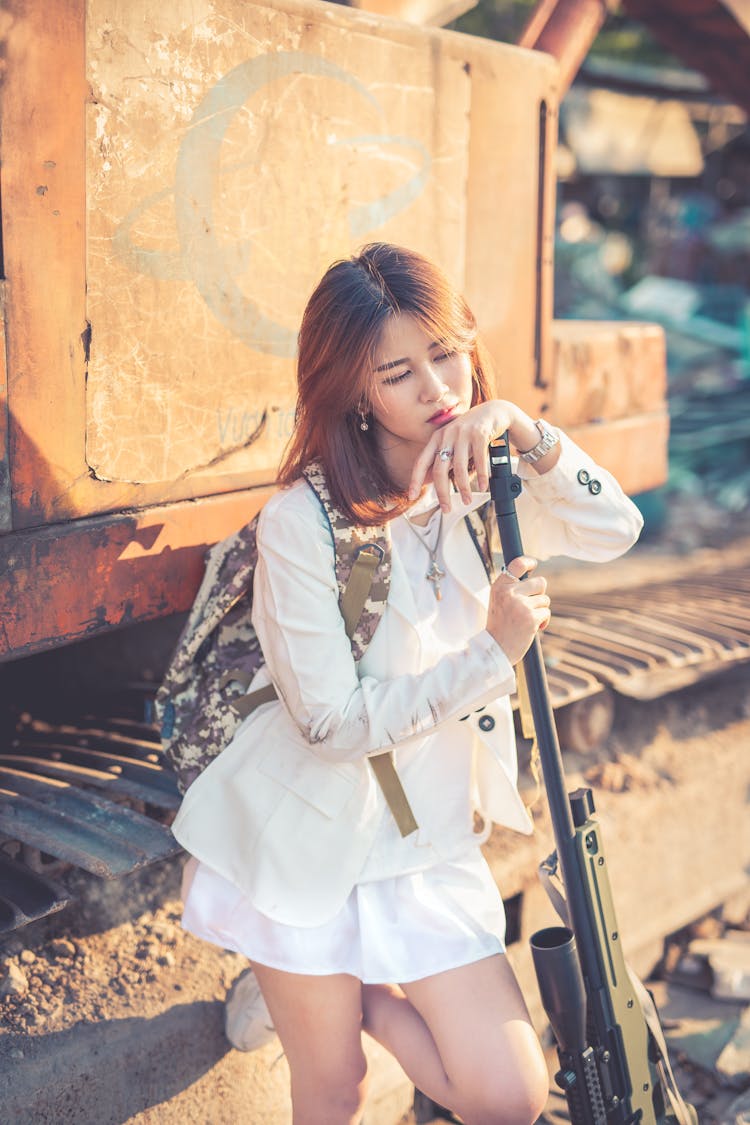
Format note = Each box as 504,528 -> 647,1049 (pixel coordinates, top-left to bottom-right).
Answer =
488,434 -> 697,1125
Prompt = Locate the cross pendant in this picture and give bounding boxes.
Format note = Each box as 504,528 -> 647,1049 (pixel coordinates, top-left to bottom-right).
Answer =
426,559 -> 445,601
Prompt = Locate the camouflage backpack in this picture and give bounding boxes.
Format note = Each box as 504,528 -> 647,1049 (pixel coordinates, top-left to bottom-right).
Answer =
155,462 -> 495,834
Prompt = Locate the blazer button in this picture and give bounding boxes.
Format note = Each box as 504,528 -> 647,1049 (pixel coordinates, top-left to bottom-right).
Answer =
588,479 -> 602,495
577,469 -> 590,485
478,714 -> 496,732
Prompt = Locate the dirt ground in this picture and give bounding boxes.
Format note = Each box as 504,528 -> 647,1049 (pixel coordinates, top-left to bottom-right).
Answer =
1,525 -> 750,1123
2,672 -> 749,1122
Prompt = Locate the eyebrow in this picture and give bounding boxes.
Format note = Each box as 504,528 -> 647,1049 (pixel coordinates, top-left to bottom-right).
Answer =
375,341 -> 444,373
375,357 -> 408,373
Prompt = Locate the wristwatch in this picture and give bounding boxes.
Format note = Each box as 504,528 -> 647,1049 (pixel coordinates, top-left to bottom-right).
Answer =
518,419 -> 560,463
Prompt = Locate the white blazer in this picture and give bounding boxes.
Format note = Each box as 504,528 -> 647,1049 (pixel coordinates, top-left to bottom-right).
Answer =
171,434 -> 643,926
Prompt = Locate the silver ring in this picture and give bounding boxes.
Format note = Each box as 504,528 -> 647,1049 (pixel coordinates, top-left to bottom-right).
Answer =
437,448 -> 453,462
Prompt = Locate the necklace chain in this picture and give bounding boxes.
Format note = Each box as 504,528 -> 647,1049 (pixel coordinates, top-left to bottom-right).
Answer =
403,511 -> 445,601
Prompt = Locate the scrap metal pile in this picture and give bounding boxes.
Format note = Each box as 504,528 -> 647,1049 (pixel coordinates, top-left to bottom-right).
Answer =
555,187 -> 750,547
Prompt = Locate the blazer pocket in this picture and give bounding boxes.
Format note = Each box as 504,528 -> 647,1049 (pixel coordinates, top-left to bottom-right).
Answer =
257,739 -> 358,819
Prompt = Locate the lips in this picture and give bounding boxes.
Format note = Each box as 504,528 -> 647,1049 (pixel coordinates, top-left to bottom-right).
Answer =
428,405 -> 459,426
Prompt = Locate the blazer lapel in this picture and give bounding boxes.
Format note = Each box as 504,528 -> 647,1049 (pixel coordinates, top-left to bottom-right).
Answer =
385,543 -> 421,637
443,492 -> 494,608
385,491 -> 493,633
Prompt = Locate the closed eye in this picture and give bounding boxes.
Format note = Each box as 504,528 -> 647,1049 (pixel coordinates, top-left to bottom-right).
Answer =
383,370 -> 411,385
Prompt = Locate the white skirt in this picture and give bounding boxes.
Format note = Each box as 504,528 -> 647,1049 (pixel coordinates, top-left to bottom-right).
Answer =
181,847 -> 507,984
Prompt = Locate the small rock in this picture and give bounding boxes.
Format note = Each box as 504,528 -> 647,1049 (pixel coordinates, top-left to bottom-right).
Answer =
689,938 -> 750,1001
48,939 -> 76,959
717,1008 -> 750,1083
19,950 -> 36,965
1,962 -> 29,998
149,921 -> 177,946
9,1048 -> 24,1060
665,950 -> 713,993
157,952 -> 175,968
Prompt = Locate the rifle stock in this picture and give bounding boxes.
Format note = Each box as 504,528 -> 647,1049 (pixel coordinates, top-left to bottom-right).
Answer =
488,434 -> 693,1125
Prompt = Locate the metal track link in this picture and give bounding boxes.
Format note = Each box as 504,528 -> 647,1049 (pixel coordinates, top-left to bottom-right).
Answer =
0,689 -> 181,935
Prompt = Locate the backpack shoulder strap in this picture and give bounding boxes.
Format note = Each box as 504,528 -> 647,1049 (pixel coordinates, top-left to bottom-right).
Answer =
301,463 -> 417,839
302,461 -> 391,661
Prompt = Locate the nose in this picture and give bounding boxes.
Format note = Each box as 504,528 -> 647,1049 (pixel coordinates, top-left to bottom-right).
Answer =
418,364 -> 449,403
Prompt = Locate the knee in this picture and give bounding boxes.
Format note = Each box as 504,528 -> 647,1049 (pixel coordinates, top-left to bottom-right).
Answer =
462,1054 -> 549,1125
290,1052 -> 369,1125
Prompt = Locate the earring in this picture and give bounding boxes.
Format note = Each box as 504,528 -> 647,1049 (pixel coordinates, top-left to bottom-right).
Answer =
358,409 -> 369,432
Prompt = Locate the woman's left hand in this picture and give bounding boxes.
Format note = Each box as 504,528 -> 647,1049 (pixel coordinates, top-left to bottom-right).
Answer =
408,400 -> 549,511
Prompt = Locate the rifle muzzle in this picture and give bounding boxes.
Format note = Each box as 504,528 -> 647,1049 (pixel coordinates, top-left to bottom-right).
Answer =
531,926 -> 587,1056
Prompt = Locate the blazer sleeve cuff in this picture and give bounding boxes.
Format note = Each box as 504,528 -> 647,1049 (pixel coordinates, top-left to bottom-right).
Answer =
473,628 -> 516,690
515,431 -> 587,495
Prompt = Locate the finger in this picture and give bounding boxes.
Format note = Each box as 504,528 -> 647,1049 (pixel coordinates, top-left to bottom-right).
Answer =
471,435 -> 490,493
523,590 -> 550,609
432,449 -> 454,512
451,433 -> 474,505
408,441 -> 440,500
505,555 -> 538,580
512,576 -> 547,597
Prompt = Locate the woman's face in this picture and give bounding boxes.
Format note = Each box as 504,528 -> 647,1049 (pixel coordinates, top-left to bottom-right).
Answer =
368,312 -> 473,473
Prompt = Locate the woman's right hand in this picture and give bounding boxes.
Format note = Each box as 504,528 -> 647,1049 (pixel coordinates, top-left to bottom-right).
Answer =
486,556 -> 551,665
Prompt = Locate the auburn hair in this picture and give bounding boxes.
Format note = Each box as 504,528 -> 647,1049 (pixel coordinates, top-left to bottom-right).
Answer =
278,242 -> 493,525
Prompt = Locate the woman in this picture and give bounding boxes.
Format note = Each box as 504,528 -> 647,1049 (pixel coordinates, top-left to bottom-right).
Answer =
171,243 -> 642,1125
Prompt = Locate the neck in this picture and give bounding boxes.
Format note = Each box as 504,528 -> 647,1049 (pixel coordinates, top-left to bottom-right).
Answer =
373,428 -> 421,492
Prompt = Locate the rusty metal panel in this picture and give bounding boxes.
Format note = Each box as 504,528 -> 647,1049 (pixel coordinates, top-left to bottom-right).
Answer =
0,287 -> 11,532
85,1 -> 471,485
551,320 -> 667,428
459,40 -> 558,421
549,318 -> 669,493
0,0 -> 664,659
2,0 -> 89,530
0,485 -> 273,660
3,0 -> 558,528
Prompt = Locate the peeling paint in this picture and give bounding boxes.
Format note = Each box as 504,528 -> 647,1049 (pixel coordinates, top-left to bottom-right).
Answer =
85,1 -> 470,485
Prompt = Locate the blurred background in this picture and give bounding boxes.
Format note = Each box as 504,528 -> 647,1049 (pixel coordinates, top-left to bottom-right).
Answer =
452,0 -> 750,550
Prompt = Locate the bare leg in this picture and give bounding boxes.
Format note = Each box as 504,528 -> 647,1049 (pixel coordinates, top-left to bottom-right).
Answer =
252,962 -> 368,1125
364,955 -> 547,1125
362,983 -> 450,1090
